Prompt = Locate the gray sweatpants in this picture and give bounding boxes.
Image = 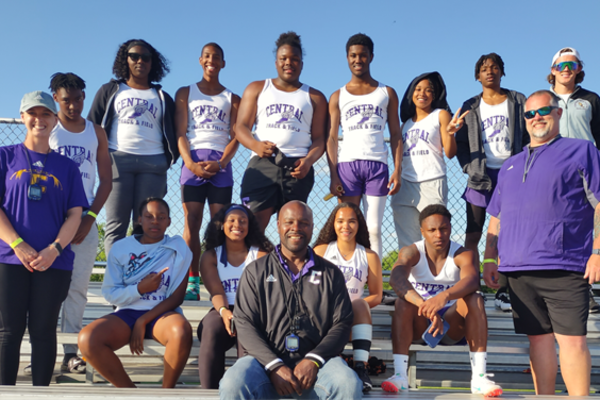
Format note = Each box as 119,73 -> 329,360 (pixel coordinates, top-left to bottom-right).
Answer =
61,222 -> 98,354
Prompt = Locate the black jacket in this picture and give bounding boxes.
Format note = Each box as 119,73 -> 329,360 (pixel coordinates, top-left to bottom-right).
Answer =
234,249 -> 353,373
400,71 -> 451,123
455,89 -> 529,192
86,79 -> 179,165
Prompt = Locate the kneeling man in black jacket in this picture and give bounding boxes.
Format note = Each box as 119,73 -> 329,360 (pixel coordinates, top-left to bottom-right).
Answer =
219,201 -> 362,399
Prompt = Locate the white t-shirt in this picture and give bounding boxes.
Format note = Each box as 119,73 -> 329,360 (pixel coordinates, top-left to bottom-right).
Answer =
401,109 -> 446,182
216,245 -> 259,305
254,79 -> 313,158
50,120 -> 98,205
322,242 -> 369,301
408,239 -> 462,308
187,84 -> 232,152
109,83 -> 164,155
338,83 -> 389,164
479,99 -> 511,169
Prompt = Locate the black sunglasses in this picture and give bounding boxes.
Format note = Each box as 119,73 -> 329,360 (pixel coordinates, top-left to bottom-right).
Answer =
524,106 -> 558,120
128,52 -> 152,63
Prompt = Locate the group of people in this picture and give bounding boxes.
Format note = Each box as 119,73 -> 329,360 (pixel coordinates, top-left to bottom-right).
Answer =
0,29 -> 598,399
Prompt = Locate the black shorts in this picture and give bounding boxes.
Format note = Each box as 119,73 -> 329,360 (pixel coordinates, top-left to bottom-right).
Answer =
181,183 -> 232,205
506,269 -> 589,336
240,156 -> 314,213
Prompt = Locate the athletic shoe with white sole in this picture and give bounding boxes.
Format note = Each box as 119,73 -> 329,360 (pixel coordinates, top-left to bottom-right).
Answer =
471,374 -> 503,397
381,373 -> 409,393
494,292 -> 512,312
353,362 -> 372,393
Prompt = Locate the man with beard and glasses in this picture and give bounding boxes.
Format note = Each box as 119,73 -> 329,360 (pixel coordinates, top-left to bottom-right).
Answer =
483,90 -> 600,396
219,201 -> 361,400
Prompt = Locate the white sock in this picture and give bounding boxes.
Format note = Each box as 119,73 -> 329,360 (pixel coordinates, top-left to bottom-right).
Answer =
351,324 -> 372,363
470,351 -> 487,379
393,354 -> 409,378
363,195 -> 386,259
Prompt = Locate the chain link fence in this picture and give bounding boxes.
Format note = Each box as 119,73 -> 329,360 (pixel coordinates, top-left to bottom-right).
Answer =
0,118 -> 488,268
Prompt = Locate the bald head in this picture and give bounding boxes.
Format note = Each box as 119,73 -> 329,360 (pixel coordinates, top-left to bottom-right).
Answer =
278,201 -> 314,254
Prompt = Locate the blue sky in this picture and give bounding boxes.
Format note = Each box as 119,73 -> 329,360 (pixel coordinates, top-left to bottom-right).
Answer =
2,0 -> 600,119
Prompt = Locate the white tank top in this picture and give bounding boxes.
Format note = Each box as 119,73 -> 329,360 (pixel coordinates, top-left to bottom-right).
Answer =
338,84 -> 389,164
186,84 -> 232,152
322,241 -> 368,301
401,108 -> 446,182
50,120 -> 98,205
254,79 -> 313,158
216,245 -> 259,305
109,83 -> 164,155
408,239 -> 462,307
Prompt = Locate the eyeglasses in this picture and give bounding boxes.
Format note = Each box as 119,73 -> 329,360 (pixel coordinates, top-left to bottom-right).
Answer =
128,53 -> 152,63
552,61 -> 579,71
524,106 -> 558,120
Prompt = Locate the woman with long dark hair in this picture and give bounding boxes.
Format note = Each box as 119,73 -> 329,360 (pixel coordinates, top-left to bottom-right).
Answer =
197,204 -> 273,388
313,202 -> 382,393
87,39 -> 178,256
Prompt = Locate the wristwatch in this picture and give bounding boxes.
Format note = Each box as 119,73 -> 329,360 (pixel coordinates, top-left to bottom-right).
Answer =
593,249 -> 600,256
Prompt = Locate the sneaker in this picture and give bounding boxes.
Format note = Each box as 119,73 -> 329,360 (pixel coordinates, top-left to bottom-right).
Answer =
494,292 -> 512,312
61,355 -> 86,374
471,374 -> 503,397
23,364 -> 32,376
353,362 -> 372,393
381,373 -> 408,393
184,281 -> 200,301
589,286 -> 600,314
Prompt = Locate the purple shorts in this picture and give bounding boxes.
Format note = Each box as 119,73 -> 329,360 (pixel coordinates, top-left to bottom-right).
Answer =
461,168 -> 500,208
111,309 -> 167,339
337,160 -> 388,197
180,149 -> 233,188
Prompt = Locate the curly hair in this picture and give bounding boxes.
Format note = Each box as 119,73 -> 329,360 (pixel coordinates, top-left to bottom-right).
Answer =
112,39 -> 170,83
274,31 -> 304,58
346,33 -> 374,55
49,72 -> 86,93
203,204 -> 274,253
313,202 -> 371,249
474,53 -> 505,81
418,204 -> 451,226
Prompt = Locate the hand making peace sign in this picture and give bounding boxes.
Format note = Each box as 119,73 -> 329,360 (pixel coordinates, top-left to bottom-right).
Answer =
446,108 -> 469,135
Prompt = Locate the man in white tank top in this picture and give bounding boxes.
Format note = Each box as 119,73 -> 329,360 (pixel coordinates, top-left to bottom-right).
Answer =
236,32 -> 328,232
383,205 -> 502,397
48,73 -> 112,374
326,33 -> 402,259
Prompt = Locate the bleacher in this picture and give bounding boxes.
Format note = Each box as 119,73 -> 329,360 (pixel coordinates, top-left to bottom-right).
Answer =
10,282 -> 600,399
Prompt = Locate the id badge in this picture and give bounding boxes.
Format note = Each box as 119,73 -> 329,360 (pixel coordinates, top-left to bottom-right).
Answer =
285,333 -> 299,352
28,184 -> 42,201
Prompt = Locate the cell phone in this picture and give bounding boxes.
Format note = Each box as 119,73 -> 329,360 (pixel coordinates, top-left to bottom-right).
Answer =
230,318 -> 236,334
421,319 -> 450,348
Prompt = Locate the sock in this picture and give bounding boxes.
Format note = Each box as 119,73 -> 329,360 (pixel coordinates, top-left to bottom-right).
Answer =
188,276 -> 199,284
189,270 -> 199,278
351,324 -> 372,363
470,351 -> 487,379
393,354 -> 409,378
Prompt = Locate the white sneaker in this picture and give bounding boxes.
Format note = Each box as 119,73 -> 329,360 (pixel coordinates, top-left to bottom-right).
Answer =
494,292 -> 512,312
381,373 -> 409,393
471,374 -> 503,397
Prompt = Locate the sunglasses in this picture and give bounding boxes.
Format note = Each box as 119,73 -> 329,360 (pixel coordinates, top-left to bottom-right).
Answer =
128,52 -> 152,63
552,61 -> 579,71
524,106 -> 558,120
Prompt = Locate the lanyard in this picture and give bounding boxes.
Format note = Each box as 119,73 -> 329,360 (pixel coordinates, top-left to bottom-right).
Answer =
22,145 -> 50,183
276,254 -> 308,335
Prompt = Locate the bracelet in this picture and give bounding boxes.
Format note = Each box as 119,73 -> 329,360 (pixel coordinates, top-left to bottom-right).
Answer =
50,242 -> 63,256
10,237 -> 23,249
312,361 -> 320,369
86,210 -> 98,219
217,160 -> 223,171
219,306 -> 228,316
482,258 -> 498,265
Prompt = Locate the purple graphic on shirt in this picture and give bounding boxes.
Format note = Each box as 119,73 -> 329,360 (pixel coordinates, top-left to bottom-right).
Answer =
125,252 -> 152,278
54,145 -> 93,168
265,104 -> 304,124
481,115 -> 508,138
199,110 -> 220,124
358,109 -> 374,124
276,110 -> 295,124
129,103 -> 148,118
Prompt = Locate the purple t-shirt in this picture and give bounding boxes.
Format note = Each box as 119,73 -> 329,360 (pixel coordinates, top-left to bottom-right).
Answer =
0,144 -> 88,270
487,136 -> 600,273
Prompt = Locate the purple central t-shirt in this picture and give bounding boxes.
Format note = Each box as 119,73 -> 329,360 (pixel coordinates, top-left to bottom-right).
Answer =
0,144 -> 88,270
487,136 -> 600,273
